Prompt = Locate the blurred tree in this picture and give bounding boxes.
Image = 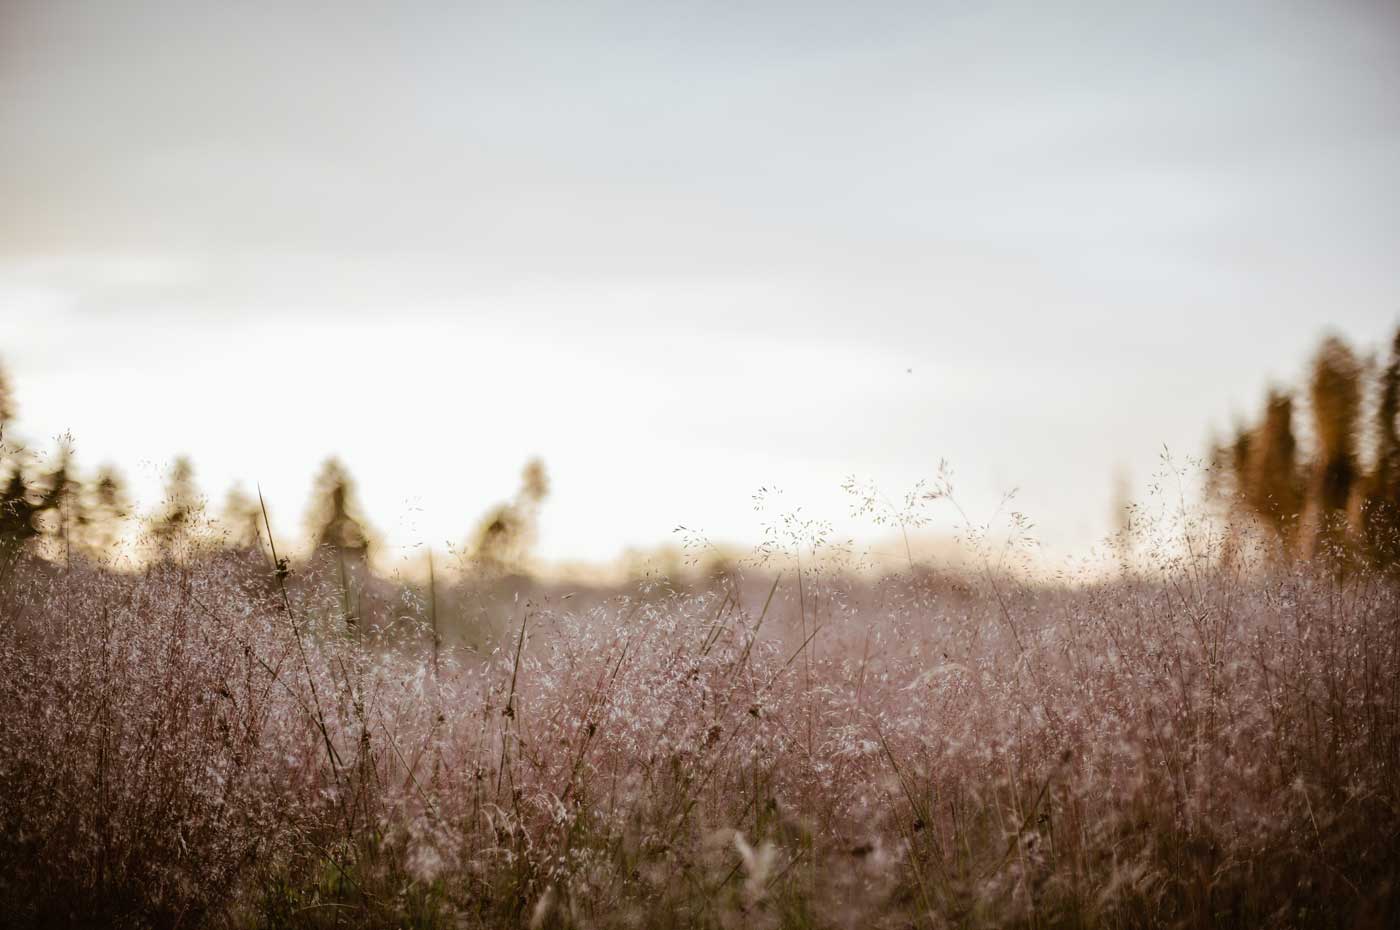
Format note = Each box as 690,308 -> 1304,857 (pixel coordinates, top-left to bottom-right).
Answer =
468,458 -> 549,575
1243,390 -> 1305,549
0,462 -> 65,564
37,441 -> 84,564
305,458 -> 371,557
1207,426 -> 1249,565
1214,328 -> 1400,571
0,369 -> 67,563
150,457 -> 203,559
220,484 -> 265,554
303,458 -> 374,630
1108,467 -> 1135,568
0,356 -> 14,428
1301,336 -> 1362,561
78,465 -> 131,558
1354,329 -> 1400,566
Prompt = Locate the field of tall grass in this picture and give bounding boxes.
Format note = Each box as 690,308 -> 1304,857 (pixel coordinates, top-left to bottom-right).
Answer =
2,476 -> 1399,929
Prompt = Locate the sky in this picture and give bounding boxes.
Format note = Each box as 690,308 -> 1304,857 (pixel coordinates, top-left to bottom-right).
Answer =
2,0 -> 1399,568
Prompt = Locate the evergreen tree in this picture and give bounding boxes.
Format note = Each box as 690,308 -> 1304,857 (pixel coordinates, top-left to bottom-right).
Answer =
1244,390 -> 1304,548
150,457 -> 203,559
38,442 -> 84,563
1301,336 -> 1361,560
468,458 -> 549,574
220,484 -> 265,554
0,463 -> 65,562
1355,328 -> 1400,566
80,465 -> 131,558
303,458 -> 375,631
0,357 -> 14,428
305,458 -> 371,557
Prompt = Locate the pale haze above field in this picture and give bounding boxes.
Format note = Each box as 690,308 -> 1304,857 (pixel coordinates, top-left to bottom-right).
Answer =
2,0 -> 1399,567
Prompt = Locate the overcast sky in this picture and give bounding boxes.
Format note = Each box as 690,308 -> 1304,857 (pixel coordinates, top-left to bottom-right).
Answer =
2,0 -> 1398,567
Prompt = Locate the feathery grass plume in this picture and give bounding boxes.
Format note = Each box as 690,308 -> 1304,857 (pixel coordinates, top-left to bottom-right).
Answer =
468,457 -> 549,574
7,329 -> 1400,927
1301,334 -> 1362,561
1,472 -> 1399,928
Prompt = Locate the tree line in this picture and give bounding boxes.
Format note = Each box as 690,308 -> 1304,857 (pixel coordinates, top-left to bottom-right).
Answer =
0,358 -> 546,576
10,327 -> 1400,579
1212,326 -> 1400,570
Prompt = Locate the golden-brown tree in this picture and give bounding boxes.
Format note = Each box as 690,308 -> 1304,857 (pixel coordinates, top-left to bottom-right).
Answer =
1353,330 -> 1400,566
1243,390 -> 1305,549
1300,336 -> 1362,561
1217,327 -> 1400,571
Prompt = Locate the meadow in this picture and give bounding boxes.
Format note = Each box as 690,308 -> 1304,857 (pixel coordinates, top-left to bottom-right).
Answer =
2,471 -> 1398,930
7,1 -> 1400,923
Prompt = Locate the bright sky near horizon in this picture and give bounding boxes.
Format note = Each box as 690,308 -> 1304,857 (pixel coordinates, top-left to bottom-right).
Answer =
2,0 -> 1399,568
